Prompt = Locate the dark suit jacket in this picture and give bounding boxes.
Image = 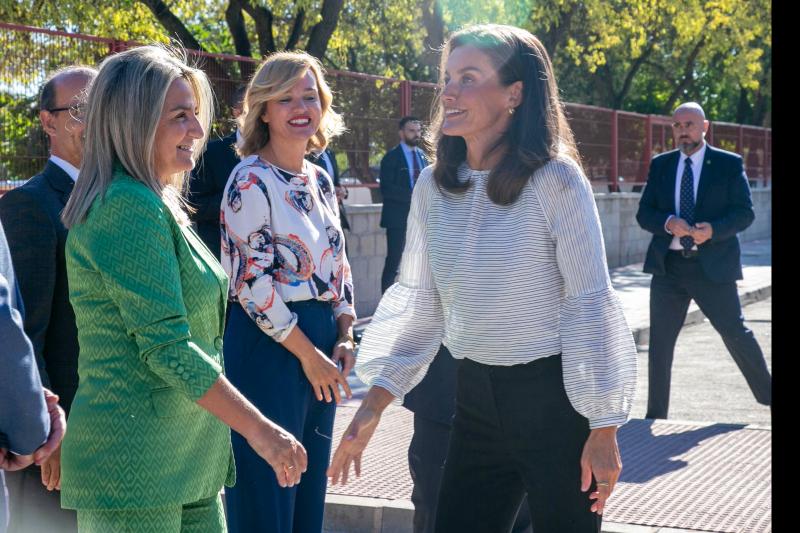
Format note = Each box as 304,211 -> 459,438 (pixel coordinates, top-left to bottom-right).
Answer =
402,345 -> 459,426
188,131 -> 240,260
0,161 -> 80,414
379,145 -> 429,229
0,219 -> 50,456
636,145 -> 755,283
307,148 -> 350,230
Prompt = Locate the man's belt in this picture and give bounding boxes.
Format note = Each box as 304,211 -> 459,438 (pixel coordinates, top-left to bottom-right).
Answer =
669,249 -> 699,259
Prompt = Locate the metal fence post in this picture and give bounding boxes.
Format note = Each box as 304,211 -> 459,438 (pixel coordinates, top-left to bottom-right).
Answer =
763,128 -> 770,187
642,115 -> 652,183
610,110 -> 619,192
399,81 -> 412,117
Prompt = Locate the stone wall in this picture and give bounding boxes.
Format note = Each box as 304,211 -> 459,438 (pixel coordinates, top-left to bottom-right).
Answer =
345,188 -> 771,317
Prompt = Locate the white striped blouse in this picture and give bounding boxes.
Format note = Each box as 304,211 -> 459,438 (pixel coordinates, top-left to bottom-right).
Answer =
355,156 -> 638,429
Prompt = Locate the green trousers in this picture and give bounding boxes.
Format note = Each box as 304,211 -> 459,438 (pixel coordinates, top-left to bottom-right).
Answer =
76,494 -> 226,533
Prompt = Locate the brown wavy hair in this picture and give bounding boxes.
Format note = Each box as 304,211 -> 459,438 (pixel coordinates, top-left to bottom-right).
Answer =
429,24 -> 581,205
237,51 -> 344,157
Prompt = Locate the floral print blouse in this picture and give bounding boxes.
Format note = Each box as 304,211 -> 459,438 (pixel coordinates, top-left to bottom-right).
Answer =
220,154 -> 355,341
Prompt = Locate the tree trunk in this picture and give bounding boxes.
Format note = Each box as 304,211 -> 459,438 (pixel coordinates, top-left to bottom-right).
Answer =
225,0 -> 255,80
663,35 -> 706,113
239,0 -> 275,55
419,0 -> 445,80
139,0 -> 231,89
286,8 -> 306,50
614,40 -> 655,109
306,0 -> 344,59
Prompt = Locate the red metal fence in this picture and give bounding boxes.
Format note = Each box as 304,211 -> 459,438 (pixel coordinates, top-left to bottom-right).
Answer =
1,22 -> 771,195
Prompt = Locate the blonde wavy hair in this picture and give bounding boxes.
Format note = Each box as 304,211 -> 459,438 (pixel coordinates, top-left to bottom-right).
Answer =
62,44 -> 213,228
237,51 -> 344,157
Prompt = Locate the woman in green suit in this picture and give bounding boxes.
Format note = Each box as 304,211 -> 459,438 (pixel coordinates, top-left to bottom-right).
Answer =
59,45 -> 307,532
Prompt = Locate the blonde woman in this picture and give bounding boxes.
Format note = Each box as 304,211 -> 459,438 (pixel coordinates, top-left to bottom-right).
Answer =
59,45 -> 307,532
220,51 -> 355,533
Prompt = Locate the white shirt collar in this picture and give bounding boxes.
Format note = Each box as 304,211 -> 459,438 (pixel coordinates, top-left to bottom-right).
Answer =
681,141 -> 707,169
400,142 -> 417,154
49,155 -> 79,182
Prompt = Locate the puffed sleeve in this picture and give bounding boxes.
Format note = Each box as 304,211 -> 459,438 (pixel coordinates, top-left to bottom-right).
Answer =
355,168 -> 444,401
85,184 -> 222,401
221,165 -> 298,341
536,158 -> 638,429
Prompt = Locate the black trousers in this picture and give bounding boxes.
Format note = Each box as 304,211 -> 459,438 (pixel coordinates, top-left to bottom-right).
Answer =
409,416 -> 532,533
381,227 -> 406,293
647,252 -> 772,419
435,355 -> 601,533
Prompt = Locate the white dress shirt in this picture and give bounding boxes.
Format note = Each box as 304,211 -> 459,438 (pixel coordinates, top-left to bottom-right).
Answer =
355,157 -> 638,429
667,142 -> 706,250
49,155 -> 79,182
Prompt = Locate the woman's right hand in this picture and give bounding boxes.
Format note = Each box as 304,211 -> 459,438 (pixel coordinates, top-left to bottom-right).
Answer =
327,385 -> 395,485
247,421 -> 308,488
298,348 -> 352,404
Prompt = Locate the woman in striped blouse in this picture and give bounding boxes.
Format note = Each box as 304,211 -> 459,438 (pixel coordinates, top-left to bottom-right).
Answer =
328,24 -> 637,533
220,51 -> 356,533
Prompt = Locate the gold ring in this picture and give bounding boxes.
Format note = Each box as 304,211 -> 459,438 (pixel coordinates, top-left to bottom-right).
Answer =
287,465 -> 295,470
596,481 -> 609,487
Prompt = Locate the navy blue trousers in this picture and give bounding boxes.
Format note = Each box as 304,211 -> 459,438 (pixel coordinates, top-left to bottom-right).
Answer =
224,301 -> 337,533
647,252 -> 772,419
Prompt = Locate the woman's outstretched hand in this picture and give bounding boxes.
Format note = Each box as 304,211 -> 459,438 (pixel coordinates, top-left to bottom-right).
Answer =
327,386 -> 395,485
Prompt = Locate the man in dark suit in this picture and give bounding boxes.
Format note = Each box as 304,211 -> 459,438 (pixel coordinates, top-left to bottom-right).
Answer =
0,65 -> 96,532
403,346 -> 532,533
1,219 -> 66,533
379,116 -> 429,292
188,85 -> 246,260
307,147 -> 350,233
636,102 -> 772,420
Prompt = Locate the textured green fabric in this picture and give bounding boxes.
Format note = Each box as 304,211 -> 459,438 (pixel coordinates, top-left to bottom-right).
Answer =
76,493 -> 226,532
62,170 -> 234,510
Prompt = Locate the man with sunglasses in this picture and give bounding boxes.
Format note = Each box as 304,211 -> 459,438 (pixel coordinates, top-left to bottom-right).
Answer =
0,65 -> 96,533
636,101 -> 771,420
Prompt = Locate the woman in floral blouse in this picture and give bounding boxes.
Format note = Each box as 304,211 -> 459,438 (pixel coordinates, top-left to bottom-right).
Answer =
220,51 -> 355,533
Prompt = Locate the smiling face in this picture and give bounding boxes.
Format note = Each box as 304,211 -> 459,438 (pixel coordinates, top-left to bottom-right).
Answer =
440,45 -> 521,148
153,77 -> 204,182
261,70 -> 322,147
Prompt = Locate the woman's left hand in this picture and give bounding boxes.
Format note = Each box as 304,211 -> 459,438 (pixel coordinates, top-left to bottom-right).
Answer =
332,339 -> 356,380
40,443 -> 62,491
580,426 -> 622,515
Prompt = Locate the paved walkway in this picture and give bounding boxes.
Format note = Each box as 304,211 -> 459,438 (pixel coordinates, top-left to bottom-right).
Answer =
325,238 -> 771,533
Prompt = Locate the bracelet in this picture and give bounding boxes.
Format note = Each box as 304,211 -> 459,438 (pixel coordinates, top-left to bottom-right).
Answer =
337,333 -> 355,345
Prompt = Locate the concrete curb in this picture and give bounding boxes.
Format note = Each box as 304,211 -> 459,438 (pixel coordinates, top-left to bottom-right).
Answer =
322,494 -> 720,533
632,282 -> 771,348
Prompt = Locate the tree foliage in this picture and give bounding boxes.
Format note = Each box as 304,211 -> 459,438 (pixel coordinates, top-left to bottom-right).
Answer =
0,0 -> 771,126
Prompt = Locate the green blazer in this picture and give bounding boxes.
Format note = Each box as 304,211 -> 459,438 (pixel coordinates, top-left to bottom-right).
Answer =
61,169 -> 234,510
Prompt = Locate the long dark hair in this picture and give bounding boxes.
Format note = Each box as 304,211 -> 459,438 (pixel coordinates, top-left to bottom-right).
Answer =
429,24 -> 581,205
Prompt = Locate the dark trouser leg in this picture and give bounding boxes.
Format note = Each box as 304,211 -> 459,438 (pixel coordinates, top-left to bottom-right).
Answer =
688,278 -> 772,406
409,417 -> 452,533
647,264 -> 692,419
6,466 -> 77,533
436,357 -> 578,533
434,361 -> 526,533
293,394 -> 336,533
381,227 -> 406,293
224,302 -> 337,533
494,355 -> 600,533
